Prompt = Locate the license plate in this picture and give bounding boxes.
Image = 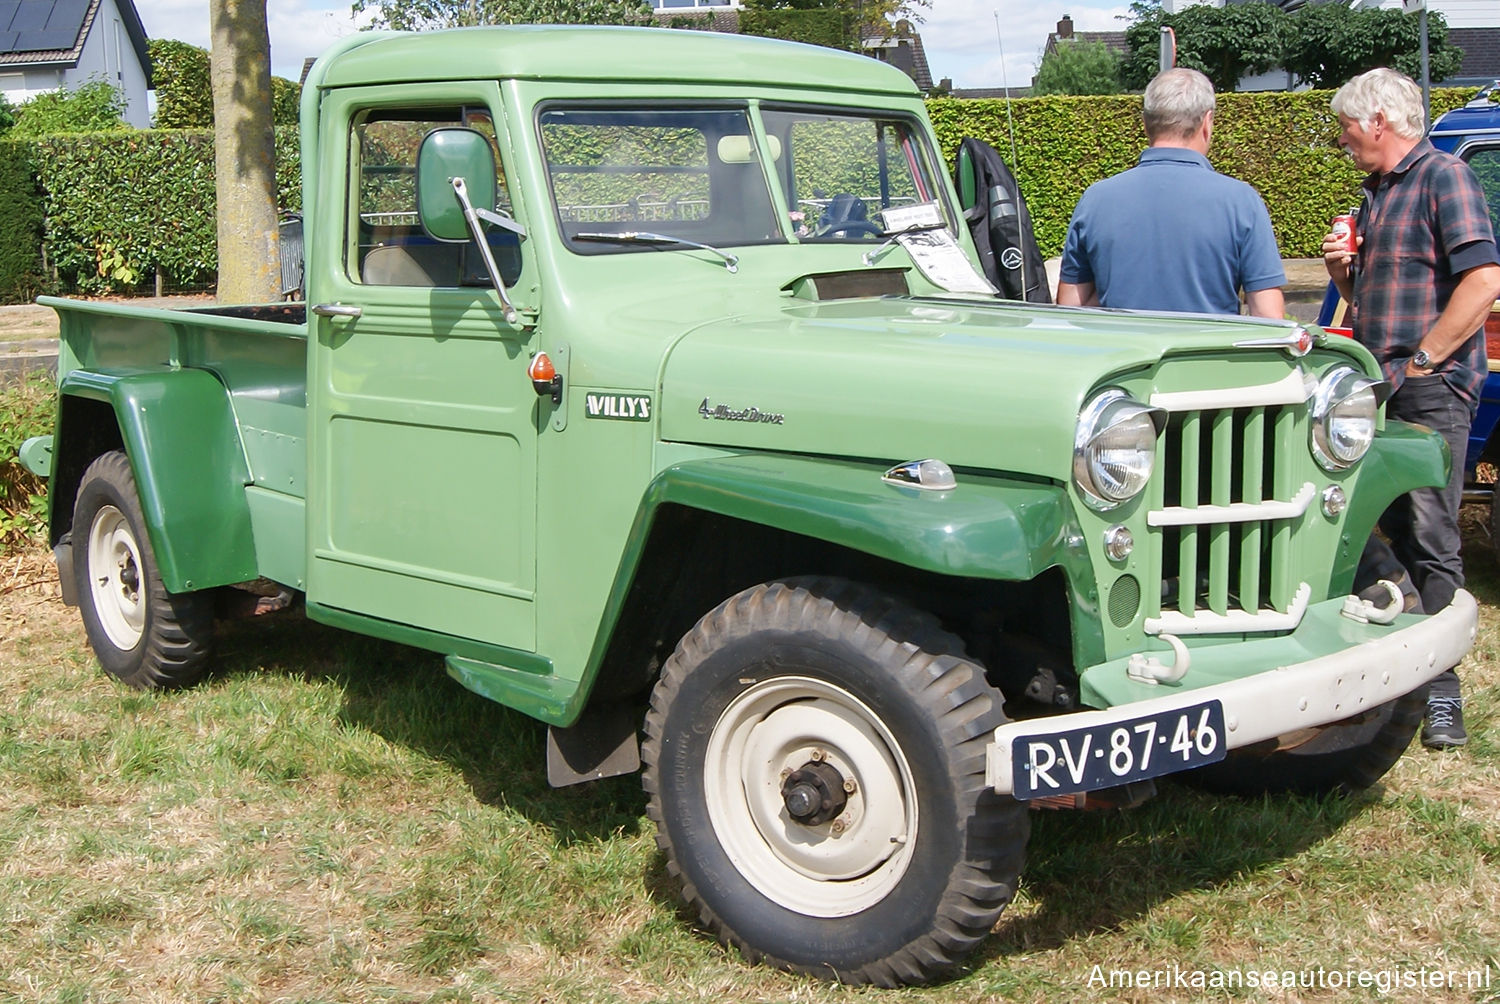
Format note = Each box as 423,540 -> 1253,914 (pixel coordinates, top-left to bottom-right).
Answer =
1011,701 -> 1226,799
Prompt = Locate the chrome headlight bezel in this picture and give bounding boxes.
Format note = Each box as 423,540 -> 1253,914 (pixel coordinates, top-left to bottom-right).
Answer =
1073,389 -> 1165,510
1309,365 -> 1383,472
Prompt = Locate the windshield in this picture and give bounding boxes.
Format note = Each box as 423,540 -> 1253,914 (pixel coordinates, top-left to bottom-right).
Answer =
541,107 -> 783,252
540,105 -> 948,254
760,107 -> 945,242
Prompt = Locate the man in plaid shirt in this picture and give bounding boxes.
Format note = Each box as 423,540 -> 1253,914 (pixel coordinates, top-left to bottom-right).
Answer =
1322,68 -> 1500,749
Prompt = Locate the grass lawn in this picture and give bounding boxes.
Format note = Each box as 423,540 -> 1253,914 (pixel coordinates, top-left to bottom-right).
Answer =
1,524 -> 1497,1002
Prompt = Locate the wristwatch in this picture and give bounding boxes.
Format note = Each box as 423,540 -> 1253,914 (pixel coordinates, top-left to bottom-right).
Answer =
1412,348 -> 1433,369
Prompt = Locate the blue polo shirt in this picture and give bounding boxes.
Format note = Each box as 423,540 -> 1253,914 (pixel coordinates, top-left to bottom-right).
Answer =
1059,147 -> 1285,314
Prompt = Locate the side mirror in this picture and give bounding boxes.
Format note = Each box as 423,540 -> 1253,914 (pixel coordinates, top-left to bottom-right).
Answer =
416,127 -> 497,242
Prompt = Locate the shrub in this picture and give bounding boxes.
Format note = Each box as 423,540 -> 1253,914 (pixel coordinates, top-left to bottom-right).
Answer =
8,79 -> 128,138
0,141 -> 48,302
149,39 -> 214,128
0,371 -> 55,551
30,127 -> 302,296
150,40 -> 301,129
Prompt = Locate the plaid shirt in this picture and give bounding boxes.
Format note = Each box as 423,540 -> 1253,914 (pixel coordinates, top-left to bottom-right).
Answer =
1349,139 -> 1498,404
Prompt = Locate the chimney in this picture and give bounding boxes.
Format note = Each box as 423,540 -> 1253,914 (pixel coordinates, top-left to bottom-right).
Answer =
1057,15 -> 1074,39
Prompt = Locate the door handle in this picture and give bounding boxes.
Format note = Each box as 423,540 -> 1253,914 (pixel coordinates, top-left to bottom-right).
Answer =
311,303 -> 362,319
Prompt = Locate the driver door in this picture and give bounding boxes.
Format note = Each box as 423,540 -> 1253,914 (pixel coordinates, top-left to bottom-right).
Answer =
306,83 -> 539,651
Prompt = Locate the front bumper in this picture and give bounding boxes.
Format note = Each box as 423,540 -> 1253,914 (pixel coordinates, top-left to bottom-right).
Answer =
985,589 -> 1477,795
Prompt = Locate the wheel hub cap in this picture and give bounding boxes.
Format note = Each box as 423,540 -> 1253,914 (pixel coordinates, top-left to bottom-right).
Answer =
703,676 -> 918,917
87,505 -> 146,651
781,760 -> 848,826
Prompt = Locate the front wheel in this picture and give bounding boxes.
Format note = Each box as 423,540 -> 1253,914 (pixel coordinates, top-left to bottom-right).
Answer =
642,578 -> 1028,987
73,451 -> 213,689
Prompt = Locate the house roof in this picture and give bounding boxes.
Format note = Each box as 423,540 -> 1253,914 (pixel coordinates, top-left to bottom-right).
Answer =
862,21 -> 932,92
0,0 -> 150,79
1449,27 -> 1500,85
1043,29 -> 1129,61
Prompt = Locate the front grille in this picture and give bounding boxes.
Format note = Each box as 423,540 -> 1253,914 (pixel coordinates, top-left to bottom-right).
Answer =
1145,371 -> 1315,636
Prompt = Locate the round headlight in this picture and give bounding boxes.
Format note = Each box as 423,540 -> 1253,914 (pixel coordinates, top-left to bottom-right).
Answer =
1310,366 -> 1381,471
1074,389 -> 1164,508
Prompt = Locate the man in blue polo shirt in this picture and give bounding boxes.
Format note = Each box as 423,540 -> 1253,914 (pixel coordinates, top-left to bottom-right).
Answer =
1057,68 -> 1285,317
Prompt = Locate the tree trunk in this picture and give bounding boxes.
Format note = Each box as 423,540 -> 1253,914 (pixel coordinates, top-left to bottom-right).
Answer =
209,0 -> 280,303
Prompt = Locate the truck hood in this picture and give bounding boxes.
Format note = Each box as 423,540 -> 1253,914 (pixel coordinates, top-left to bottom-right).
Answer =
658,295 -> 1309,483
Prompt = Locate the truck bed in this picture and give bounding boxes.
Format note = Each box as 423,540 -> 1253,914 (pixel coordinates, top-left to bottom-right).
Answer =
41,295 -> 311,589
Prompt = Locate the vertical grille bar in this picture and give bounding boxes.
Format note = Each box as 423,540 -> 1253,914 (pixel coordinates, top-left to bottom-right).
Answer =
1269,405 -> 1296,609
1208,409 -> 1234,615
1239,406 -> 1265,610
1177,412 -> 1200,614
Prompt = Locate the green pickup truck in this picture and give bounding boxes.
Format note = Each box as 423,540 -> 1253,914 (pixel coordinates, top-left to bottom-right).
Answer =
18,26 -> 1478,987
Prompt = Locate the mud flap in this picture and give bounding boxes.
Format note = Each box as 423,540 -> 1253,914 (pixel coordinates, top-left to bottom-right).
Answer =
546,702 -> 642,787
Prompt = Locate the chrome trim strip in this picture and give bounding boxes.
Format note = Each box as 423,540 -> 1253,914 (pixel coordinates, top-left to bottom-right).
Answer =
1149,369 -> 1312,411
1147,482 -> 1316,527
1147,583 -> 1311,636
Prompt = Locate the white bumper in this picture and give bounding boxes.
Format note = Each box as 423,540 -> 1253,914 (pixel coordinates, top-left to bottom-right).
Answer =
986,589 -> 1478,795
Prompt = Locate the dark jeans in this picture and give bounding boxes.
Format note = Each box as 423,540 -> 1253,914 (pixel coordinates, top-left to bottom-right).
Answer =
1382,375 -> 1473,698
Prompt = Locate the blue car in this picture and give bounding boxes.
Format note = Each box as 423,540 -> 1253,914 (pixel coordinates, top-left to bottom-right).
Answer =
1318,85 -> 1500,528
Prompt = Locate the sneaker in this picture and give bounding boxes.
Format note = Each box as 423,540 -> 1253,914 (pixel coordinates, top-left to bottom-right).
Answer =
1421,696 -> 1467,749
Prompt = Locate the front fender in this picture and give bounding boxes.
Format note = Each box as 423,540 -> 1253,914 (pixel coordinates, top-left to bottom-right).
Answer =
59,368 -> 258,593
1330,418 -> 1449,594
567,453 -> 1098,724
643,453 -> 1076,580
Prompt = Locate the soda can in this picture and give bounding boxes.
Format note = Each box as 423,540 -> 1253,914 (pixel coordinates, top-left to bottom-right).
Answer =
1331,212 -> 1357,253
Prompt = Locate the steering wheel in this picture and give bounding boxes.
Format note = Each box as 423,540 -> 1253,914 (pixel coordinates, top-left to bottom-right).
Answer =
817,219 -> 885,240
813,193 -> 882,240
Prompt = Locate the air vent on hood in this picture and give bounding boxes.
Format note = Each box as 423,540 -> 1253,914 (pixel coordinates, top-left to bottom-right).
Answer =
784,268 -> 910,301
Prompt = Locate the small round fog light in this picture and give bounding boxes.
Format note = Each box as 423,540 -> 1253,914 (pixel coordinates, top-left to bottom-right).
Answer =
1321,484 -> 1347,517
1104,525 -> 1134,561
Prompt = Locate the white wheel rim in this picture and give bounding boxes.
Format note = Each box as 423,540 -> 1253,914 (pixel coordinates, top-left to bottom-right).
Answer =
703,676 -> 918,917
87,505 -> 146,651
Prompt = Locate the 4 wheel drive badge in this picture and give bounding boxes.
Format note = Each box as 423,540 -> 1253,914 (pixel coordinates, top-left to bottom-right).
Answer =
698,397 -> 785,425
1000,246 -> 1023,270
584,393 -> 652,421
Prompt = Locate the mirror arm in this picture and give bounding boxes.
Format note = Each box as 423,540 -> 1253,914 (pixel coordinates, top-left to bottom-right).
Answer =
474,206 -> 527,239
452,176 -> 520,326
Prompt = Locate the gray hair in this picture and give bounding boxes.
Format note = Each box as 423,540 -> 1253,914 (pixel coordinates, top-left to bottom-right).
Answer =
1143,68 -> 1215,140
1331,68 -> 1425,139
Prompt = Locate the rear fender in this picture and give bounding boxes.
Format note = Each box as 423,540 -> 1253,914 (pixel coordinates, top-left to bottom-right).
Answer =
55,368 -> 258,593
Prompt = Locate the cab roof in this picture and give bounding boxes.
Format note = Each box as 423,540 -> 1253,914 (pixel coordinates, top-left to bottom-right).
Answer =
318,25 -> 921,97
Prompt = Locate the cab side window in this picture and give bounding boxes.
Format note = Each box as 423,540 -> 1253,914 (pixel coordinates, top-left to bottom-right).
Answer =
351,108 -> 522,287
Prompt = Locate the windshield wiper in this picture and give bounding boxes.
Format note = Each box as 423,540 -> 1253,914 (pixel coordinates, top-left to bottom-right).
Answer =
863,222 -> 951,266
574,231 -> 739,273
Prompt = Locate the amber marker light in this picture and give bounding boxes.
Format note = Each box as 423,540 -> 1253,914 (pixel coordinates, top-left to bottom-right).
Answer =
529,352 -> 562,403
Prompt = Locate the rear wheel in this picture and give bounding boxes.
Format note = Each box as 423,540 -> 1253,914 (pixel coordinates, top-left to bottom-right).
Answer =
642,577 -> 1028,986
73,451 -> 213,689
1181,690 -> 1424,797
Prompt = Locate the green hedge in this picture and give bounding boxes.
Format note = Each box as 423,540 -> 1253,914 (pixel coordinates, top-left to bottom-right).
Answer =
22,127 -> 301,296
0,141 -> 47,303
929,87 -> 1477,258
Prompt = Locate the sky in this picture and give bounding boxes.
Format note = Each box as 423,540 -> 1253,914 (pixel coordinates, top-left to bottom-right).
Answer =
135,0 -> 1136,92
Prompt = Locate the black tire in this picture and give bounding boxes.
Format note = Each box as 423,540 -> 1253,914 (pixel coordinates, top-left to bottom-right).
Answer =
1180,690 -> 1424,797
72,450 -> 213,689
642,577 -> 1028,987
